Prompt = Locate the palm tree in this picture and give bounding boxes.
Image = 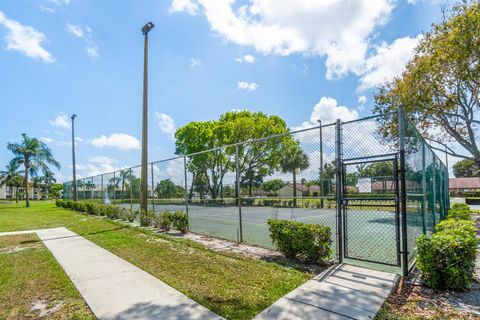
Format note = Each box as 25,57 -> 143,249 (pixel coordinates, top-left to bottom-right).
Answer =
280,143 -> 310,207
11,175 -> 23,203
85,180 -> 95,199
0,163 -> 21,202
42,168 -> 56,200
7,134 -> 60,207
31,176 -> 44,200
118,170 -> 132,203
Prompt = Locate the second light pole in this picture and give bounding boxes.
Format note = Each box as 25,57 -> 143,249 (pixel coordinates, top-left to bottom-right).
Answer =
140,21 -> 154,217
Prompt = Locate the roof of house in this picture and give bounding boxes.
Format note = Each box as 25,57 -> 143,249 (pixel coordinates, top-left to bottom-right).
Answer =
279,184 -> 320,192
449,177 -> 480,189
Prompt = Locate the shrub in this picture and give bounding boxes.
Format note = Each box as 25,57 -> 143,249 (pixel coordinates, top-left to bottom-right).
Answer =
127,209 -> 137,222
416,218 -> 479,290
267,219 -> 332,263
72,201 -> 86,212
172,211 -> 188,233
158,211 -> 173,230
64,199 -> 73,209
140,210 -> 155,226
85,202 -> 97,215
103,205 -> 118,219
447,203 -> 471,220
55,199 -> 64,207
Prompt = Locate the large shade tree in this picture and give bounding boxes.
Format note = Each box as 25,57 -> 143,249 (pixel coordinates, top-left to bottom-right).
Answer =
453,158 -> 480,177
7,134 -> 60,207
374,1 -> 480,167
175,111 -> 293,200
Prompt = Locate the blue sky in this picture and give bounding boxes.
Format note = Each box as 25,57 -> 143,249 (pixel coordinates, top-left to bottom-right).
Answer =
0,0 -> 447,182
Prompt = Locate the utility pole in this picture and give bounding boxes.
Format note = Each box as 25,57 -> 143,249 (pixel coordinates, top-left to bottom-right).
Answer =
140,21 -> 154,218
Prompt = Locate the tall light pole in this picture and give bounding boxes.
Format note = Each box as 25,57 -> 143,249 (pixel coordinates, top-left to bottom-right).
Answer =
140,21 -> 154,217
317,119 -> 324,208
71,114 -> 78,201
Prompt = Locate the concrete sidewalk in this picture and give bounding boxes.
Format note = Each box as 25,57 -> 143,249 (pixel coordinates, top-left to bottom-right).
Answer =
0,227 -> 223,320
254,264 -> 399,320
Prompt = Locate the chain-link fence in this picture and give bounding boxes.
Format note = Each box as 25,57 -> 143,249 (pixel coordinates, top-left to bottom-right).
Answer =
63,109 -> 449,275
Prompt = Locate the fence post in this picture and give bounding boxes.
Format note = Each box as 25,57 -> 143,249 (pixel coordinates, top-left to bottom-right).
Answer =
112,171 -> 116,204
432,157 -> 437,226
398,106 -> 409,277
151,163 -> 155,212
335,119 -> 343,263
235,144 -> 244,243
421,142 -> 427,234
183,156 -> 189,221
319,121 -> 324,209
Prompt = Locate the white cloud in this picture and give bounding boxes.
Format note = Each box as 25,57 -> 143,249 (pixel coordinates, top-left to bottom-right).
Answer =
169,0 -> 200,15
76,160 -> 126,178
67,24 -> 84,38
39,5 -> 56,13
40,137 -> 54,143
358,95 -> 367,111
49,113 -> 71,130
236,54 -> 255,63
0,10 -> 54,62
237,81 -> 258,91
89,156 -> 117,165
308,97 -> 358,124
48,0 -> 70,5
171,0 -> 394,79
154,112 -> 176,138
152,158 -> 185,185
86,45 -> 99,58
91,133 -> 140,150
189,58 -> 201,68
358,35 -> 421,91
66,24 -> 99,59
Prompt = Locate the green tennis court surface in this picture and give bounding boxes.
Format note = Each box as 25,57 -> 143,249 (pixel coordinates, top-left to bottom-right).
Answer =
119,203 -> 422,269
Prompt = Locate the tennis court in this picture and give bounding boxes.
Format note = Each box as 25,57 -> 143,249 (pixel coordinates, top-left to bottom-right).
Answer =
121,202 -> 412,266
66,110 -> 448,275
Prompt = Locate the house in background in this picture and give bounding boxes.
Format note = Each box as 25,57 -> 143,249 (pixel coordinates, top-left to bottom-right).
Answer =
449,177 -> 480,197
0,179 -> 38,200
277,184 -> 321,198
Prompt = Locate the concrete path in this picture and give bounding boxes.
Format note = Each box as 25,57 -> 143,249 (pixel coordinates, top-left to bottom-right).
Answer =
254,264 -> 399,320
0,227 -> 222,320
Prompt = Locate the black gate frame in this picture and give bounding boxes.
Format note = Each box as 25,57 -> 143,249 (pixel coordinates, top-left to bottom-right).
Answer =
340,155 -> 401,267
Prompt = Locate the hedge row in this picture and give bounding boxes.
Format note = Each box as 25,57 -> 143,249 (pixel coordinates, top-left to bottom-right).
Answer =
55,200 -> 188,233
267,219 -> 332,263
416,203 -> 478,290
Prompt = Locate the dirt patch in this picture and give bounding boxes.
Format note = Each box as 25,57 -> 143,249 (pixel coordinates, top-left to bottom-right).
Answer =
383,279 -> 480,319
0,234 -> 42,254
30,300 -> 63,318
164,230 -> 326,273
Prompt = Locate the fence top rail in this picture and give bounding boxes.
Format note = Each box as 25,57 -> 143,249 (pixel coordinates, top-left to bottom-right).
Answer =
64,110 -> 446,185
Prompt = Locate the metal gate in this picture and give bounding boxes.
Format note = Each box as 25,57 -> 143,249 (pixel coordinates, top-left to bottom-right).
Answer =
341,155 -> 401,267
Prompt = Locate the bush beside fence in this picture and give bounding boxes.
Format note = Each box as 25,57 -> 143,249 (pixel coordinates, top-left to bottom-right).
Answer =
267,219 -> 332,264
55,200 -> 188,233
416,203 -> 478,290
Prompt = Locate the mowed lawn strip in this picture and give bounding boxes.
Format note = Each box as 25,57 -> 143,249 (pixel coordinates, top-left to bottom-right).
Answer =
0,233 -> 95,319
0,202 -> 311,320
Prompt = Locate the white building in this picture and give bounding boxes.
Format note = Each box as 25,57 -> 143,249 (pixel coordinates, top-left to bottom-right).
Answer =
0,179 -> 38,200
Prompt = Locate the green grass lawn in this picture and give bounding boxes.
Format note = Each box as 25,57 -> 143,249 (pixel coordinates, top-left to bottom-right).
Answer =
0,201 -> 311,320
0,233 -> 94,319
